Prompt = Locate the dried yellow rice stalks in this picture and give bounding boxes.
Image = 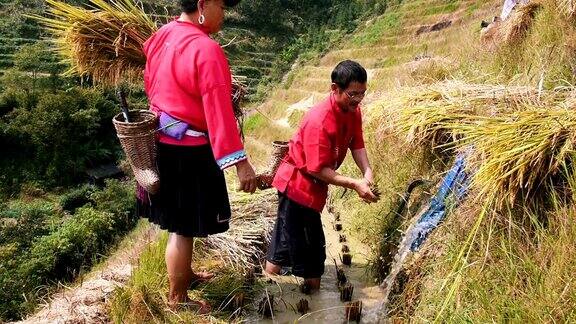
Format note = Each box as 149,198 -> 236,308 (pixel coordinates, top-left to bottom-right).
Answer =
33,0 -> 157,85
394,81 -> 542,150
558,0 -> 576,19
204,192 -> 276,273
458,108 -> 576,208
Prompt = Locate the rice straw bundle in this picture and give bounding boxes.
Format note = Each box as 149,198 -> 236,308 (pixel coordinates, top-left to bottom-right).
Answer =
457,108 -> 576,208
204,192 -> 276,273
500,2 -> 542,45
394,81 -> 541,150
34,0 -> 157,84
481,2 -> 542,49
391,81 -> 576,208
558,0 -> 576,19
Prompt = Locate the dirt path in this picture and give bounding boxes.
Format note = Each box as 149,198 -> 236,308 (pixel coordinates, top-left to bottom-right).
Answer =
15,225 -> 158,324
248,209 -> 385,323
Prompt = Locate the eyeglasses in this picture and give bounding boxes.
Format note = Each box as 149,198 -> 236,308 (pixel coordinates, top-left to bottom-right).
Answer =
343,90 -> 366,101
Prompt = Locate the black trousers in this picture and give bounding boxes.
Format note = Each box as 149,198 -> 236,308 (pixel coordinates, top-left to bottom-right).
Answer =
266,192 -> 326,278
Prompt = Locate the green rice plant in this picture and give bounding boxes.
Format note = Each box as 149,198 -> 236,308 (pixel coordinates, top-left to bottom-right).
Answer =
404,194 -> 576,322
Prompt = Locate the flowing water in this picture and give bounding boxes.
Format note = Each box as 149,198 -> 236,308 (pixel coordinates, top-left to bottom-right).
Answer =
363,211 -> 434,322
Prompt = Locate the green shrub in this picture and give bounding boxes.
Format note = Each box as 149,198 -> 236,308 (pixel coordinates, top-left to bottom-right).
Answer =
3,88 -> 118,187
59,184 -> 95,213
0,200 -> 59,248
91,179 -> 136,226
0,180 -> 136,320
20,207 -> 115,283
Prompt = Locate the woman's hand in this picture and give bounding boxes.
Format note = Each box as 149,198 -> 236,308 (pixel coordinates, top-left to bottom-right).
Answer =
353,178 -> 378,203
235,160 -> 257,193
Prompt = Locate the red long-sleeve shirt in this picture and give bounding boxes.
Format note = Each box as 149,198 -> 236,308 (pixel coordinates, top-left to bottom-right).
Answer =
143,19 -> 246,169
272,94 -> 365,212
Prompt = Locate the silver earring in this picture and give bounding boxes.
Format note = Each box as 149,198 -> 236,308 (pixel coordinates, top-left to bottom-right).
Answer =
198,14 -> 205,25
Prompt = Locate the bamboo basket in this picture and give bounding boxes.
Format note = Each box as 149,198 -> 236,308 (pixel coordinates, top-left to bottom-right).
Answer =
112,110 -> 160,194
257,141 -> 289,190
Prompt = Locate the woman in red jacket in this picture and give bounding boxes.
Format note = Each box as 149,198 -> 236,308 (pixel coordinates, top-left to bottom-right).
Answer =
141,0 -> 256,311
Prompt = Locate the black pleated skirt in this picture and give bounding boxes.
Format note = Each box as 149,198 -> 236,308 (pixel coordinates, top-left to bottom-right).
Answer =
137,142 -> 231,237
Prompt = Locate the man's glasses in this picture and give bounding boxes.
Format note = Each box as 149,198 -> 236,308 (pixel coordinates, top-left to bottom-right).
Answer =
344,90 -> 366,101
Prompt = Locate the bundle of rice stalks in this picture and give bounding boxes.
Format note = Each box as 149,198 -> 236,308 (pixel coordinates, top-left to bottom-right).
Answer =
558,0 -> 576,19
481,2 -> 542,50
394,81 -> 542,150
456,108 -> 576,208
501,2 -> 543,44
34,0 -> 157,84
204,192 -> 276,273
34,0 -> 248,117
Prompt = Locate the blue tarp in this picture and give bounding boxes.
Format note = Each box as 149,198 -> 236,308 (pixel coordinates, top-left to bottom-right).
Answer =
410,153 -> 470,251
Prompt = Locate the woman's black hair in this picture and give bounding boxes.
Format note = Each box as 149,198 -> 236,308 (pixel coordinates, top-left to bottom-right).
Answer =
180,0 -> 241,13
331,60 -> 367,90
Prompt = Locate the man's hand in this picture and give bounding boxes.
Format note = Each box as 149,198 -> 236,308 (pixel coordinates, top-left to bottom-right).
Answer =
353,178 -> 379,203
363,167 -> 374,185
235,160 -> 257,193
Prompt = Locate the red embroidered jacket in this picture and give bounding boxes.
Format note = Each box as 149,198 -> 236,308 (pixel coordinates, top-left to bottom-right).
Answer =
143,19 -> 246,169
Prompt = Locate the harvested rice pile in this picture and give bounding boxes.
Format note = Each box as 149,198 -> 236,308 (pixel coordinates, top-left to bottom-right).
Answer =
204,191 -> 277,273
480,2 -> 542,50
389,81 -> 576,209
389,81 -> 542,149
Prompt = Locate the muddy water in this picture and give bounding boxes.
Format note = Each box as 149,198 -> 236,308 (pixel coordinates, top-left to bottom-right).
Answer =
246,211 -> 386,323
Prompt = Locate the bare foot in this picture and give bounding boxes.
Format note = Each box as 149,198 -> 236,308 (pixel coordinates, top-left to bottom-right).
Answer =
188,270 -> 214,289
170,297 -> 212,315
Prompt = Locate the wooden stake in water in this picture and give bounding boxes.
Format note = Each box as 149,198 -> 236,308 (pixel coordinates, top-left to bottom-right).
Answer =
333,258 -> 347,286
341,244 -> 350,253
341,253 -> 352,266
334,223 -> 343,231
340,283 -> 354,302
296,299 -> 309,315
345,300 -> 363,323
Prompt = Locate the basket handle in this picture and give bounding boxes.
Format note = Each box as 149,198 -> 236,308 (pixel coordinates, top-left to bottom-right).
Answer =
116,88 -> 131,123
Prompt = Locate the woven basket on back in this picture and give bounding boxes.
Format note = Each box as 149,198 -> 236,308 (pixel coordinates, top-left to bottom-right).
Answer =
257,141 -> 289,190
113,110 -> 160,194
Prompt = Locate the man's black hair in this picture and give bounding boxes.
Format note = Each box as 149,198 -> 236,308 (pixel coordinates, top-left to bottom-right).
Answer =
180,0 -> 241,14
331,60 -> 367,89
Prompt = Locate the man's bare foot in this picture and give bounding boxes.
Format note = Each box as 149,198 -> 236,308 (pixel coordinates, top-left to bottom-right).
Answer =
169,297 -> 212,315
188,271 -> 214,289
264,261 -> 281,275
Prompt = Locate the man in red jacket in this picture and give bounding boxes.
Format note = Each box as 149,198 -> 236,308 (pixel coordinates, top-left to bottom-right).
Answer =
265,60 -> 380,291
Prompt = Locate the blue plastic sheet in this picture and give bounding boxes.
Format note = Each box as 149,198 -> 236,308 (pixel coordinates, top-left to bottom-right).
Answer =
410,153 -> 470,251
